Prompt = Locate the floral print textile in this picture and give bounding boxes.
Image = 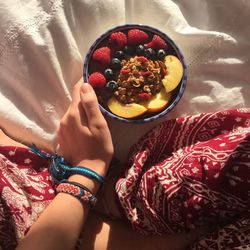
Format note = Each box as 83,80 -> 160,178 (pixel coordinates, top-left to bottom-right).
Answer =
115,109 -> 250,249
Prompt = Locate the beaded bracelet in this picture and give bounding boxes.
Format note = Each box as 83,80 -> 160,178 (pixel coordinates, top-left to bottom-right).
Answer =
56,180 -> 97,206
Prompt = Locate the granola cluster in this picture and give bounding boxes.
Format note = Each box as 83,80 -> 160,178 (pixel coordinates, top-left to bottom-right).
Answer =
114,56 -> 167,104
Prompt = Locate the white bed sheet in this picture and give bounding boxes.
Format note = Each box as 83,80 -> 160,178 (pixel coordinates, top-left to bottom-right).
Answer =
0,0 -> 249,162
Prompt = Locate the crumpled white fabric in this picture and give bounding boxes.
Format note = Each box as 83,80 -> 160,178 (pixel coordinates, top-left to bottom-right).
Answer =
0,0 -> 249,162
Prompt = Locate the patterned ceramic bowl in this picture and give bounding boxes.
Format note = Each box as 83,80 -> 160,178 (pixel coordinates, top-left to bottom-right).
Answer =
83,24 -> 187,123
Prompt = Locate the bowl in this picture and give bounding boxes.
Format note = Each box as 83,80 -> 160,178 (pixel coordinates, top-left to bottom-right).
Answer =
83,24 -> 187,123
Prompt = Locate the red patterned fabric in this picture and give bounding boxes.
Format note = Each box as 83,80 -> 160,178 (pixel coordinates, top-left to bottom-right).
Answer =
0,109 -> 249,249
0,146 -> 54,250
188,215 -> 250,249
115,108 -> 250,248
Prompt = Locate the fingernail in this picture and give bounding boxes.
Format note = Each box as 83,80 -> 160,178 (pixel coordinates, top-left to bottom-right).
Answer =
81,83 -> 91,94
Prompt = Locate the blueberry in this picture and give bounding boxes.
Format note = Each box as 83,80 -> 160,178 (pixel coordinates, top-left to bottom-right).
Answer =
111,58 -> 121,69
114,50 -> 125,60
104,68 -> 114,79
106,80 -> 118,90
145,48 -> 156,59
136,45 -> 145,55
157,49 -> 166,60
124,45 -> 134,55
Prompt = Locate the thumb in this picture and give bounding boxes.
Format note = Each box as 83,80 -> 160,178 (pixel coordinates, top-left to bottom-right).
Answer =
80,83 -> 103,124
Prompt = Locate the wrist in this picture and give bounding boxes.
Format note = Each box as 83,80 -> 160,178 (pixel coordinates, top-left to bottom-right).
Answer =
67,159 -> 108,194
76,159 -> 109,178
68,174 -> 101,194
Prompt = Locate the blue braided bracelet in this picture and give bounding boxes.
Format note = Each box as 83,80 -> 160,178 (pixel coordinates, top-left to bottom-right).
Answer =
29,144 -> 105,184
68,166 -> 105,184
49,160 -> 105,184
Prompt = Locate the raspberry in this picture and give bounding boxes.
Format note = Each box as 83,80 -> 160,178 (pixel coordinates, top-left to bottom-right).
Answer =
109,32 -> 127,49
88,72 -> 106,88
141,71 -> 151,77
161,68 -> 167,76
127,29 -> 149,46
145,35 -> 167,50
120,69 -> 130,75
138,92 -> 151,100
92,47 -> 111,66
136,56 -> 148,63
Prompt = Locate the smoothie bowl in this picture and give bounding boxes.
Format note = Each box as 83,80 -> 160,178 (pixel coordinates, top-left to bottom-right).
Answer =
83,24 -> 187,123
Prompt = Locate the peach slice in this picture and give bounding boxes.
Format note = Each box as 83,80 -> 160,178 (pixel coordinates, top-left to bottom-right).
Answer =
162,55 -> 184,93
107,97 -> 147,118
142,88 -> 172,113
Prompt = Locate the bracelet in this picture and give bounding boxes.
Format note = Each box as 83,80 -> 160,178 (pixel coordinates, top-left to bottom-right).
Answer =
29,144 -> 105,185
50,163 -> 105,184
61,179 -> 93,193
50,157 -> 71,182
68,166 -> 105,184
56,180 -> 97,206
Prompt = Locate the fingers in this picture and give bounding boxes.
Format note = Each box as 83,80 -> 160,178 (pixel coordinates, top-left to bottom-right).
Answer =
71,78 -> 84,106
59,79 -> 106,137
80,83 -> 106,128
68,78 -> 88,127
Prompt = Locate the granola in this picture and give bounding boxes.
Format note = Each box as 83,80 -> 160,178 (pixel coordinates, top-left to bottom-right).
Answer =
114,56 -> 167,104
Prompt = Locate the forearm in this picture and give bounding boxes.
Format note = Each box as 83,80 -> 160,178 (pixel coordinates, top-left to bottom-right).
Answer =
16,80 -> 113,250
0,129 -> 26,147
17,174 -> 100,250
16,193 -> 87,250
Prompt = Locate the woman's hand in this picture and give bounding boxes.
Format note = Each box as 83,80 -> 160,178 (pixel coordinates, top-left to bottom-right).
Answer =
57,79 -> 114,178
17,79 -> 114,250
